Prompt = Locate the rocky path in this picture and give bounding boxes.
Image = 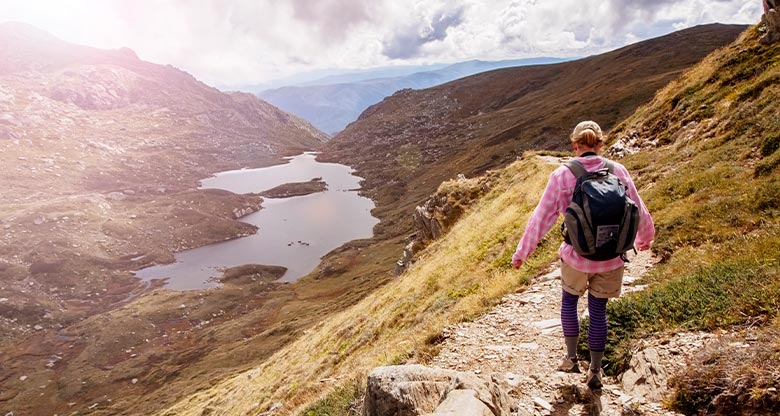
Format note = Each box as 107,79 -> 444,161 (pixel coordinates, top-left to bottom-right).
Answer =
430,251 -> 715,416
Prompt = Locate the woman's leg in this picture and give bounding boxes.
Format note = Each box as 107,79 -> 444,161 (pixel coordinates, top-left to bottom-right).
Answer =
587,292 -> 608,371
561,289 -> 580,359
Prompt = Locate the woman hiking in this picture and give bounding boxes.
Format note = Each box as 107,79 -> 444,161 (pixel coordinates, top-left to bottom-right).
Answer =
510,120 -> 654,390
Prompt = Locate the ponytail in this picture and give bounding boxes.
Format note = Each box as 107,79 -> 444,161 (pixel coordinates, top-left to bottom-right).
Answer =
570,120 -> 603,148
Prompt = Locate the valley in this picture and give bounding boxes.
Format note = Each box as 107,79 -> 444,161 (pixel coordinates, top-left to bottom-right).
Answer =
0,22 -> 340,415
0,15 -> 776,416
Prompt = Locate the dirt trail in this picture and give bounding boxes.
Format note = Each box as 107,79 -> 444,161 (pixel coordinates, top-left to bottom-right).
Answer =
431,250 -> 713,416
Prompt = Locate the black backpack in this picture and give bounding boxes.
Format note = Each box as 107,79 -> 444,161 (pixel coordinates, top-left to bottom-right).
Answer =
561,158 -> 639,261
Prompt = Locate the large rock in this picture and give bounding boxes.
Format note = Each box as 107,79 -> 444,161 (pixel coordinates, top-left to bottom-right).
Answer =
413,197 -> 448,242
396,174 -> 491,275
440,372 -> 512,416
621,348 -> 668,402
761,0 -> 780,45
364,365 -> 456,416
364,366 -> 512,416
424,390 -> 493,416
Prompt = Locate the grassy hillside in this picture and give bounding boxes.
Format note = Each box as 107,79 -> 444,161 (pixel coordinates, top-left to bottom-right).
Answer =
158,24 -> 778,416
156,155 -> 561,415
593,25 -> 780,414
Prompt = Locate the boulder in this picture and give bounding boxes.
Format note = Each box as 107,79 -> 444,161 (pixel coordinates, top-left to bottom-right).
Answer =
423,390 -> 493,416
440,372 -> 512,416
364,365 -> 456,416
621,348 -> 668,402
413,201 -> 445,242
364,366 -> 512,416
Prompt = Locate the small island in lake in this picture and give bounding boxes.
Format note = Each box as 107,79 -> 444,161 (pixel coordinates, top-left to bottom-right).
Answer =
219,264 -> 288,285
259,177 -> 328,198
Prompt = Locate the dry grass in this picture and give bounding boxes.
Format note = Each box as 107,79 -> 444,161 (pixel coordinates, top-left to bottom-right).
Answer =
155,155 -> 560,416
668,320 -> 780,415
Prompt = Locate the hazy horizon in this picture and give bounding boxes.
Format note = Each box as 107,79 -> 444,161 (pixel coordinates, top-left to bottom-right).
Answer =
0,0 -> 762,89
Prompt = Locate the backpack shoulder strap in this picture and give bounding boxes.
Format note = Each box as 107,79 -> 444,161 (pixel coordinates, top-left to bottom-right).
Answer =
564,159 -> 588,179
601,158 -> 616,173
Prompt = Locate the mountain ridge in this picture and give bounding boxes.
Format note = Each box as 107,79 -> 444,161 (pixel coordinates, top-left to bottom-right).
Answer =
258,57 -> 570,135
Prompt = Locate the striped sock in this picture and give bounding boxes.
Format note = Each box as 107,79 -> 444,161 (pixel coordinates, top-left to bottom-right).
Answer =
587,292 -> 608,353
561,289 -> 580,340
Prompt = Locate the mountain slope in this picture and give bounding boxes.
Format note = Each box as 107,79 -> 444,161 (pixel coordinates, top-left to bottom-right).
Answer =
0,21 -> 326,193
156,23 -> 778,416
0,22 -> 328,416
259,58 -> 568,135
321,24 -> 747,246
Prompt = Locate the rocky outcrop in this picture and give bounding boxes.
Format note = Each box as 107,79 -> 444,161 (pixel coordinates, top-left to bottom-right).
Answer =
396,174 -> 491,275
364,365 -> 456,416
620,348 -> 669,402
364,365 -> 511,416
761,0 -> 780,45
607,129 -> 659,158
413,195 -> 448,242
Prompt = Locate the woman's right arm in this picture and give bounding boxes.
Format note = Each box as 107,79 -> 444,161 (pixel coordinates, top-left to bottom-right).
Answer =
512,170 -> 564,266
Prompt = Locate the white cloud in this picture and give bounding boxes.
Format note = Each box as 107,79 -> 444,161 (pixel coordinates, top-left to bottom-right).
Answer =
381,2 -> 467,59
0,0 -> 763,87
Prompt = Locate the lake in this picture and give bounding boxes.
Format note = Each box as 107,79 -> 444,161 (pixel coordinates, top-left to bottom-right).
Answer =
135,152 -> 379,290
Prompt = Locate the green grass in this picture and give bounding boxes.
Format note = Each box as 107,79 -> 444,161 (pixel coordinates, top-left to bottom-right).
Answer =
300,381 -> 362,416
578,244 -> 780,376
574,28 -> 780,395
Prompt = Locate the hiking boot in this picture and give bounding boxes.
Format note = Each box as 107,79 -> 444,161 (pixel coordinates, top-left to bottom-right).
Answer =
557,356 -> 580,373
586,368 -> 603,390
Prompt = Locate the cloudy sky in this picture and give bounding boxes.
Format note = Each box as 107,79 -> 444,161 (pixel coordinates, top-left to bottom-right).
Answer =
0,0 -> 763,88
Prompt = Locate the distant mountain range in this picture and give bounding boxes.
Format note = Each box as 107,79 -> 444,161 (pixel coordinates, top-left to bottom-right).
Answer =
258,58 -> 570,135
229,63 -> 454,92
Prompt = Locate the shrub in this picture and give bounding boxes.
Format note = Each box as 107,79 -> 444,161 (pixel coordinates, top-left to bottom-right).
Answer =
668,324 -> 780,415
760,135 -> 780,157
301,381 -> 363,416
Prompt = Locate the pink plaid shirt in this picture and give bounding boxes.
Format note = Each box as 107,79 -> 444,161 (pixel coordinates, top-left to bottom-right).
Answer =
512,155 -> 654,273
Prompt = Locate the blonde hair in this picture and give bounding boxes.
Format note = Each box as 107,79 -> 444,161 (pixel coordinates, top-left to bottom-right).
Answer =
570,120 -> 603,148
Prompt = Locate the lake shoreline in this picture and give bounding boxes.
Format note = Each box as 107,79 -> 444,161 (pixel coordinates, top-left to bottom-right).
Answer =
0,145 -> 400,415
135,152 -> 379,290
